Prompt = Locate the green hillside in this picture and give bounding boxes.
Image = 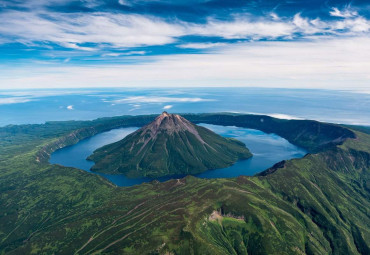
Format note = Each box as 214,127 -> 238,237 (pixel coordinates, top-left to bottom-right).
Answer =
0,113 -> 368,254
88,112 -> 252,178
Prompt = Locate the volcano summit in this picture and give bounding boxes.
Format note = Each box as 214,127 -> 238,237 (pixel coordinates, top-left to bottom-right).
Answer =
88,112 -> 252,178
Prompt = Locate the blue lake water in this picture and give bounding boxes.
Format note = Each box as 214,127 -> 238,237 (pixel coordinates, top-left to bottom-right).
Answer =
50,124 -> 306,187
1,88 -> 370,127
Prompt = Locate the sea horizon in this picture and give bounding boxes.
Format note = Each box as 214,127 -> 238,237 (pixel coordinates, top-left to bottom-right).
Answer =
1,87 -> 369,127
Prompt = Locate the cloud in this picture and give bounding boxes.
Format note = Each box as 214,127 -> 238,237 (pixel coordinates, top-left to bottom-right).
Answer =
333,17 -> 370,33
102,53 -> 122,57
0,11 -> 185,49
1,8 -> 369,52
0,89 -> 99,98
106,96 -> 215,104
128,103 -> 141,111
177,43 -> 226,49
225,111 -> 303,120
187,18 -> 295,39
163,105 -> 173,110
122,51 -> 146,55
292,14 -> 322,34
270,13 -> 280,21
0,4 -> 369,91
67,105 -> 73,110
2,36 -> 369,91
118,0 -> 130,6
102,51 -> 147,57
330,7 -> 358,18
0,97 -> 33,105
266,113 -> 303,120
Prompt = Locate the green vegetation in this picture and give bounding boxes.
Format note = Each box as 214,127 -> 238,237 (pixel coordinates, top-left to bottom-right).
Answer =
0,113 -> 369,254
88,112 -> 252,178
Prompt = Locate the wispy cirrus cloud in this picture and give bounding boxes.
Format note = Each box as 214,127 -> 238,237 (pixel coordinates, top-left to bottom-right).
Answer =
0,7 -> 369,51
0,0 -> 369,90
0,11 -> 185,49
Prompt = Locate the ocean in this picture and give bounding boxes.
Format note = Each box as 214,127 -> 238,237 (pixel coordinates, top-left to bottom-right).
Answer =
0,87 -> 369,127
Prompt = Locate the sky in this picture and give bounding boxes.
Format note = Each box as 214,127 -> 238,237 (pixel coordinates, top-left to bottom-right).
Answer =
0,0 -> 369,90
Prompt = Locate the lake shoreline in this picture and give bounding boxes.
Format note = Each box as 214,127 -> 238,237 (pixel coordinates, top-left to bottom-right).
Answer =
50,123 -> 306,186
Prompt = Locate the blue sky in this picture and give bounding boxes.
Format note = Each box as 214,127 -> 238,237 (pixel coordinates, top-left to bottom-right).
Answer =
0,0 -> 369,90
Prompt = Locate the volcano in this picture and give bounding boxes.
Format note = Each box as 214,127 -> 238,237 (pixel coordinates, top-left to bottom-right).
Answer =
88,112 -> 252,178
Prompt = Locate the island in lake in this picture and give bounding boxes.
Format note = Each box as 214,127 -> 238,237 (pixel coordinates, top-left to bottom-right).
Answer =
88,112 -> 252,178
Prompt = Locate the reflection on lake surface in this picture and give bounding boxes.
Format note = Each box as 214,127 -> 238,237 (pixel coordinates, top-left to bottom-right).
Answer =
50,124 -> 306,186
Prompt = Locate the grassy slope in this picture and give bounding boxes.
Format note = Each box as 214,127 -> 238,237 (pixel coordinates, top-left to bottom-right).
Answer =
0,114 -> 369,254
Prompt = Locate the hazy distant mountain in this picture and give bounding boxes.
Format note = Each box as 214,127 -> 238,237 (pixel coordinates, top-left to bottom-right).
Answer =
88,112 -> 252,178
